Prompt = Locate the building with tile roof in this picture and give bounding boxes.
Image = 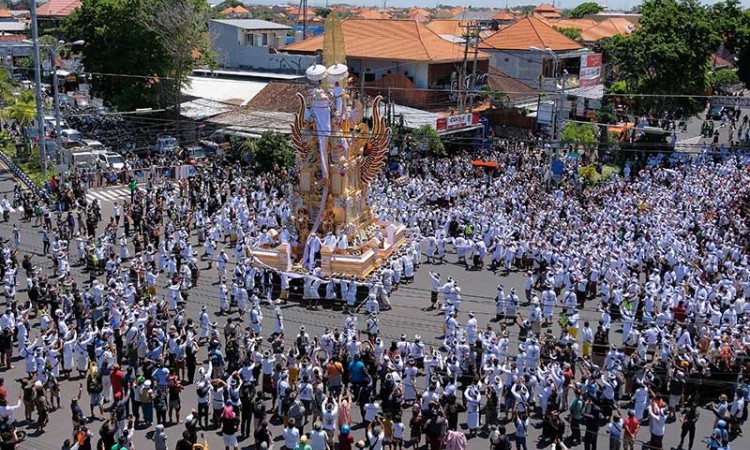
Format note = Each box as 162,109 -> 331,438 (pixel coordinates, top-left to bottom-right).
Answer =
579,17 -> 636,43
480,16 -> 582,51
545,18 -> 598,31
36,0 -> 80,17
220,6 -> 251,18
479,17 -> 589,92
533,3 -> 562,19
282,18 -> 490,109
425,19 -> 465,38
491,11 -> 516,23
354,8 -> 390,20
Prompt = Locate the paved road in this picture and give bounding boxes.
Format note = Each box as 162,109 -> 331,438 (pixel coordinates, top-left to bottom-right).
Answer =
0,167 -> 742,450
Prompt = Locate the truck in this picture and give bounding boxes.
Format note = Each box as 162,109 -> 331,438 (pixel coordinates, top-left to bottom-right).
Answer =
154,135 -> 178,155
61,147 -> 97,173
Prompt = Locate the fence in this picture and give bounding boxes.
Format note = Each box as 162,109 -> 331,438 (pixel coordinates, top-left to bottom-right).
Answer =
63,164 -> 197,189
0,150 -> 45,198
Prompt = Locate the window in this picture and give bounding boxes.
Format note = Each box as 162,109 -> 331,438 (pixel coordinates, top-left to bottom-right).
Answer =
255,33 -> 268,47
242,32 -> 268,47
542,58 -> 555,78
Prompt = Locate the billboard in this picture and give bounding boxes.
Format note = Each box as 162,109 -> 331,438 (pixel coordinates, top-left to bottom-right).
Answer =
436,112 -> 480,132
579,53 -> 602,88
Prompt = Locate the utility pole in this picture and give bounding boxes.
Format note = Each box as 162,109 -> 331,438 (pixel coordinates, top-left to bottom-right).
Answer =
30,0 -> 45,177
302,0 -> 307,41
457,17 -> 472,113
468,22 -> 481,112
387,86 -> 392,127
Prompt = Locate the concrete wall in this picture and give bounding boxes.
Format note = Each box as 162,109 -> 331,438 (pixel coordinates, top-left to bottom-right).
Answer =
487,49 -> 583,92
209,21 -> 318,74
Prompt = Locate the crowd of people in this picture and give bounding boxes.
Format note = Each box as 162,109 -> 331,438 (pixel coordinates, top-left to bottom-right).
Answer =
0,145 -> 743,450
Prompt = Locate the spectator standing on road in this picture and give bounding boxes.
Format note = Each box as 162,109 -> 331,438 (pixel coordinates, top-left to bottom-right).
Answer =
622,410 -> 639,450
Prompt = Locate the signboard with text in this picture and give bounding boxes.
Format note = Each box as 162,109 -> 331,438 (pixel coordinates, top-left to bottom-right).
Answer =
579,53 -> 602,88
436,112 -> 481,132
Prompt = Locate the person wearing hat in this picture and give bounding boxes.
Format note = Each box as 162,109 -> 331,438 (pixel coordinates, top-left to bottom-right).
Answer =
622,409 -> 640,450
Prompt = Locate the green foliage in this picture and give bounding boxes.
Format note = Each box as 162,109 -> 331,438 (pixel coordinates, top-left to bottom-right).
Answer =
213,0 -> 243,11
554,26 -> 581,41
560,122 -> 598,151
578,164 -> 621,185
247,132 -> 295,172
595,104 -> 617,124
4,97 -> 35,127
567,2 -> 604,18
315,7 -> 331,18
63,0 -> 170,110
708,69 -> 740,91
481,86 -> 507,104
711,0 -> 746,52
412,124 -> 445,157
606,0 -> 720,114
64,0 -> 210,112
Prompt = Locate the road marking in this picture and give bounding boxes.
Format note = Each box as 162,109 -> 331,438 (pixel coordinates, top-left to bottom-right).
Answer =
86,188 -> 129,202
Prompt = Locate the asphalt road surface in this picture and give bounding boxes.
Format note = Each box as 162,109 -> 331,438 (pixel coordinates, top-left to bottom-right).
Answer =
0,166 -> 744,450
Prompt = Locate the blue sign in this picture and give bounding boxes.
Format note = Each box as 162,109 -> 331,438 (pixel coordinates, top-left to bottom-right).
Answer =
551,159 -> 564,176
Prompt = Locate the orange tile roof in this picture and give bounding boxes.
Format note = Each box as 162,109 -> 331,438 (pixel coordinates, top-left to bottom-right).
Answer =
354,8 -> 389,20
480,16 -> 583,51
492,12 -> 516,21
0,9 -> 12,18
534,3 -> 560,13
425,19 -> 464,36
221,6 -> 250,15
536,11 -> 562,19
283,19 -> 490,63
409,9 -> 431,22
36,0 -> 80,17
579,17 -> 636,41
547,18 -> 597,30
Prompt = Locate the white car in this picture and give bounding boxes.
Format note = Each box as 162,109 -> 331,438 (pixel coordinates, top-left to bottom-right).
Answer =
96,151 -> 126,170
60,128 -> 83,145
80,139 -> 106,152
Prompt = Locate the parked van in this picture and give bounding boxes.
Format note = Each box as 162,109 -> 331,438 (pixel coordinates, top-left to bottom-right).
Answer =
60,129 -> 84,147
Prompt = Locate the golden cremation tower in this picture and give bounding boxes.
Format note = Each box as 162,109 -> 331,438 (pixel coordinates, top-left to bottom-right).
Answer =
250,13 -> 406,277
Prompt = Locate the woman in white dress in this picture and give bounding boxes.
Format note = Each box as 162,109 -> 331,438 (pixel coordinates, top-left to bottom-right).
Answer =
465,384 -> 482,436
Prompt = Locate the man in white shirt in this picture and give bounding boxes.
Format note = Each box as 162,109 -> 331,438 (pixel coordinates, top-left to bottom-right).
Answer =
283,419 -> 300,450
366,419 -> 386,450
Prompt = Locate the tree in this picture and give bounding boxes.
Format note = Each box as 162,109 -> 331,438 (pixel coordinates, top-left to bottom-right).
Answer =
412,124 -> 445,157
711,0 -> 746,52
315,7 -> 331,18
139,0 -> 212,118
708,69 -> 740,92
606,0 -> 720,114
250,132 -> 294,172
63,0 -> 172,111
561,122 -> 598,152
213,0 -> 243,12
553,26 -> 581,41
567,2 -> 603,18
